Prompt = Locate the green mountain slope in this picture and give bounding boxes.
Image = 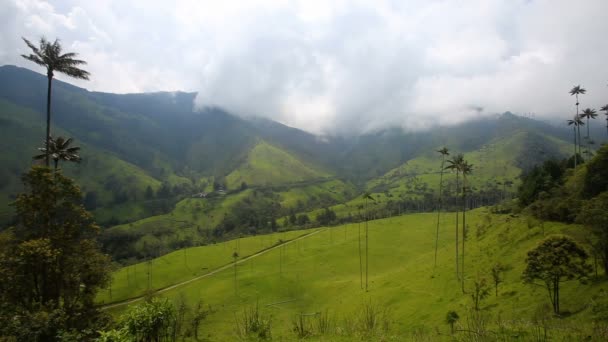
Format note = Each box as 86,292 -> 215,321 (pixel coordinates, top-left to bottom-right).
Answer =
226,140 -> 330,189
101,210 -> 602,340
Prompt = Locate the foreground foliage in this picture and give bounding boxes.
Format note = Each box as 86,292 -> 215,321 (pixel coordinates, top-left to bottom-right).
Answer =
0,167 -> 111,341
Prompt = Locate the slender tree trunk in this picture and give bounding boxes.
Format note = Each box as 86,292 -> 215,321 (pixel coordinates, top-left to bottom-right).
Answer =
358,212 -> 363,289
455,172 -> 460,280
577,125 -> 583,160
586,116 -> 591,156
45,73 -> 53,167
434,156 -> 446,268
461,176 -> 466,293
573,126 -> 578,168
365,198 -> 369,291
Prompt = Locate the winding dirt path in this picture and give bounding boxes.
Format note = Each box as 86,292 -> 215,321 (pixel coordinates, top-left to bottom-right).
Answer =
101,228 -> 326,310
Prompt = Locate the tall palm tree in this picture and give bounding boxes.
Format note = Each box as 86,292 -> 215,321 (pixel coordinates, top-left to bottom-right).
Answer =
580,108 -> 598,155
363,192 -> 375,291
34,136 -> 81,170
22,37 -> 90,167
600,104 -> 608,138
434,147 -> 450,268
460,160 -> 473,293
445,153 -> 464,280
570,86 -> 586,156
567,117 -> 579,167
357,205 -> 363,289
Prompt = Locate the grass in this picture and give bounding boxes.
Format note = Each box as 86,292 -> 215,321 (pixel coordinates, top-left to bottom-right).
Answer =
226,140 -> 329,189
98,228 -> 320,304
103,209 -> 605,340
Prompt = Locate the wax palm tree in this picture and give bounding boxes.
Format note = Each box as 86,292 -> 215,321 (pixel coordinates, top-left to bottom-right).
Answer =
434,147 -> 450,268
22,37 -> 90,167
600,104 -> 608,138
580,108 -> 598,155
445,153 -> 464,279
567,117 -> 579,167
33,136 -> 81,171
460,160 -> 473,293
569,86 -> 586,156
363,192 -> 375,291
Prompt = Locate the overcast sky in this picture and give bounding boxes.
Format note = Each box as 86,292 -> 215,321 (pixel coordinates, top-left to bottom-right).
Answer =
1,0 -> 607,134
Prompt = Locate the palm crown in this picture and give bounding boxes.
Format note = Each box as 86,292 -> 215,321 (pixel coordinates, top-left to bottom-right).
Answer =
34,136 -> 81,170
581,108 -> 598,120
21,37 -> 90,79
569,85 -> 586,100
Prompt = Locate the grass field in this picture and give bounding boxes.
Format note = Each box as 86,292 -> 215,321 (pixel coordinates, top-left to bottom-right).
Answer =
102,209 -> 604,341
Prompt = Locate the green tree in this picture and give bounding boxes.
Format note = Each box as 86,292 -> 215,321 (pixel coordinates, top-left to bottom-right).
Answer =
0,167 -> 111,341
233,251 -> 239,295
434,147 -> 450,268
522,235 -> 591,314
445,310 -> 459,335
580,108 -> 598,156
21,37 -> 90,167
581,144 -> 608,199
363,192 -> 375,291
471,277 -> 490,311
460,160 -> 473,292
446,153 -> 464,279
123,298 -> 176,342
33,136 -> 81,170
567,116 -> 583,167
578,192 -> 608,274
491,263 -> 506,297
570,85 -> 586,158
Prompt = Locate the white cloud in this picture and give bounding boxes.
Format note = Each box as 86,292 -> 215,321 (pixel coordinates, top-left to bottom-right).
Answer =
1,0 -> 607,134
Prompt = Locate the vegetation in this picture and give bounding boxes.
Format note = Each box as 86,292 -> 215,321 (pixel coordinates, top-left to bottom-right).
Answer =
21,37 -> 89,167
3,38 -> 608,341
523,235 -> 591,315
0,167 -> 111,341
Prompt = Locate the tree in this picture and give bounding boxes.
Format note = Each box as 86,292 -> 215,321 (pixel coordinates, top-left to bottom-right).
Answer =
522,235 -> 591,314
567,116 -> 582,167
570,85 -> 586,157
600,104 -> 608,137
434,147 -> 449,268
460,160 -> 473,292
580,108 -> 598,156
445,310 -> 459,335
145,185 -> 154,199
582,144 -> 608,199
363,192 -> 375,291
233,251 -> 239,295
33,136 -> 81,170
471,277 -> 490,311
446,154 -> 464,279
21,37 -> 90,167
123,298 -> 176,342
0,167 -> 111,340
578,192 -> 608,274
491,263 -> 506,297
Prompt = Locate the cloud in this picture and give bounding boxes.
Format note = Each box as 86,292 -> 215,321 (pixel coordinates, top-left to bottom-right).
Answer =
1,0 -> 608,134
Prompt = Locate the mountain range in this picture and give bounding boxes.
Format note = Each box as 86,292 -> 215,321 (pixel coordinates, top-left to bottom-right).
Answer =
1,64 -> 605,261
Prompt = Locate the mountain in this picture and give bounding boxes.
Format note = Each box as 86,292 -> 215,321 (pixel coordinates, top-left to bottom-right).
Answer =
2,64 -> 600,261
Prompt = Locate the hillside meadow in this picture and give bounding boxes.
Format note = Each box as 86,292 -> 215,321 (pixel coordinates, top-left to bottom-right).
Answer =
102,209 -> 605,341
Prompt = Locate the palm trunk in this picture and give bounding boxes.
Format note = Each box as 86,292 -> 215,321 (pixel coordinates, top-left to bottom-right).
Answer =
586,117 -> 590,156
455,172 -> 460,280
365,198 -> 369,291
573,126 -> 577,168
45,73 -> 53,167
577,125 -> 583,160
434,156 -> 446,268
358,211 -> 363,290
461,176 -> 466,293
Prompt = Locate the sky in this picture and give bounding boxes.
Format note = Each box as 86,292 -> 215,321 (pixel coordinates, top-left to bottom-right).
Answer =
1,0 -> 607,135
